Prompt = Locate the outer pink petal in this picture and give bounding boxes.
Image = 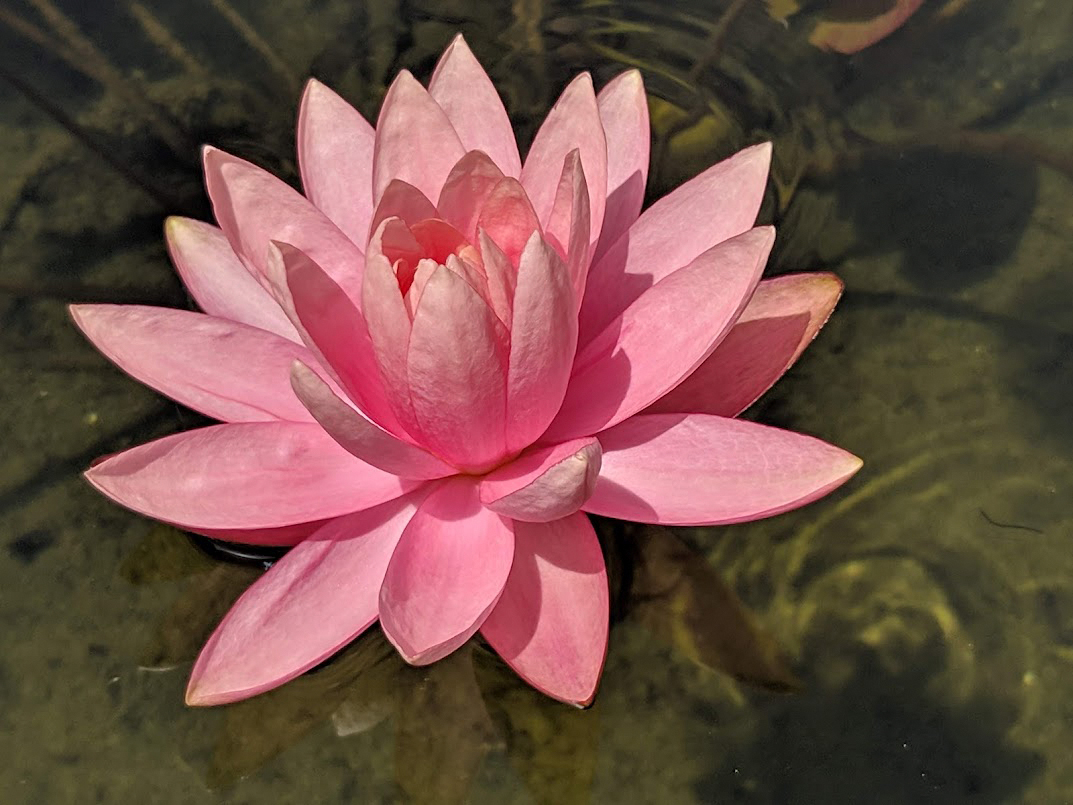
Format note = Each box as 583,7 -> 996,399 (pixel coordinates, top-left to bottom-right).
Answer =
70,304 -> 317,423
810,0 -> 924,54
480,438 -> 601,523
521,73 -> 607,253
296,78 -> 376,247
164,217 -> 299,341
505,233 -> 577,452
593,70 -> 650,263
372,71 -> 466,205
543,227 -> 773,443
579,142 -> 771,346
186,493 -> 423,705
437,151 -> 506,244
290,361 -> 456,480
203,147 -> 364,304
480,513 -> 608,706
187,520 -> 328,547
428,35 -> 522,177
85,422 -> 414,529
543,150 -> 592,306
407,266 -> 509,472
585,414 -> 863,525
645,273 -> 844,417
379,478 -> 515,665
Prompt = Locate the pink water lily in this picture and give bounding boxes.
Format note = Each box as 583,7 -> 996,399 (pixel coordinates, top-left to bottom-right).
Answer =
72,36 -> 861,708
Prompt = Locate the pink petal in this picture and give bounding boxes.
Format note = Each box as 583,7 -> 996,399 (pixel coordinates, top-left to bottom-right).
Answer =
290,361 -> 456,480
70,304 -> 318,423
369,180 -> 439,240
521,73 -> 607,253
187,520 -> 328,547
164,217 -> 299,341
543,150 -> 592,306
477,231 -> 517,329
476,177 -> 543,266
480,513 -> 608,706
296,78 -> 376,247
585,414 -> 863,525
579,142 -> 771,346
505,233 -> 578,452
372,71 -> 466,205
543,227 -> 773,443
428,35 -> 522,177
85,422 -> 414,529
645,272 -> 844,417
593,70 -> 650,263
186,494 -> 422,705
438,151 -> 506,244
810,0 -> 924,54
203,147 -> 364,304
379,478 -> 514,665
407,266 -> 509,472
480,438 -> 601,523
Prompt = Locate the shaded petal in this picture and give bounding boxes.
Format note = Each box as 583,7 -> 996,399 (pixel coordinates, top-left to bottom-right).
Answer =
297,78 -> 376,247
646,273 -> 843,417
369,180 -> 439,239
372,71 -> 466,205
477,230 -> 517,328
85,422 -> 414,529
437,151 -> 506,243
585,414 -> 863,525
379,478 -> 515,665
810,0 -> 924,54
407,266 -> 509,472
476,177 -> 543,266
70,304 -> 320,423
544,227 -> 772,442
186,494 -> 423,705
429,35 -> 522,177
543,150 -> 591,306
593,70 -> 650,263
521,73 -> 607,253
480,513 -> 608,706
164,217 -> 298,341
579,142 -> 771,346
290,361 -> 456,480
480,438 -> 601,523
505,233 -> 577,452
187,520 -> 328,548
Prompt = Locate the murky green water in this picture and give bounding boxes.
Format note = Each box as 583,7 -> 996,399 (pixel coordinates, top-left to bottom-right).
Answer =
2,1 -> 1072,802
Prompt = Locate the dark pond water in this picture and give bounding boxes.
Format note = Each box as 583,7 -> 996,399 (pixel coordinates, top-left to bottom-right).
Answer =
2,0 -> 1072,802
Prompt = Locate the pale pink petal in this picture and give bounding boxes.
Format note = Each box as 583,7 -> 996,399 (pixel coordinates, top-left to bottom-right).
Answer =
279,243 -> 402,435
186,494 -> 423,705
164,217 -> 298,341
188,520 -> 328,547
480,513 -> 608,706
379,478 -> 514,665
579,142 -> 771,346
521,73 -> 607,252
477,231 -> 517,328
480,438 -> 601,522
296,78 -> 376,247
369,180 -> 439,239
476,177 -> 543,266
70,304 -> 317,423
543,150 -> 591,306
372,71 -> 466,204
407,266 -> 509,472
585,414 -> 863,525
428,35 -> 522,177
645,273 -> 843,417
543,227 -> 773,443
438,151 -> 506,243
85,422 -> 415,529
290,361 -> 456,480
810,0 -> 924,54
505,233 -> 577,452
593,70 -> 650,263
202,147 -> 364,304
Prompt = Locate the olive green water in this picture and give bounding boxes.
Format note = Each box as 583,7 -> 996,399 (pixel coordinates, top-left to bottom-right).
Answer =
2,1 -> 1072,802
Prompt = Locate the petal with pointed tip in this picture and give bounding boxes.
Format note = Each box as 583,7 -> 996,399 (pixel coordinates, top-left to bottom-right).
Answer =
297,79 -> 376,247
369,180 -> 439,239
544,227 -> 772,442
579,142 -> 771,346
810,0 -> 923,54
379,479 -> 514,665
438,151 -> 506,243
543,150 -> 591,306
481,513 -> 608,706
585,414 -> 863,525
86,422 -> 414,529
186,494 -> 422,705
476,177 -> 542,266
429,36 -> 522,177
480,438 -> 601,522
646,273 -> 844,417
164,217 -> 298,341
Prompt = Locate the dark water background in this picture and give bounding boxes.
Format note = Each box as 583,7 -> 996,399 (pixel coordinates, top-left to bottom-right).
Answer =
2,0 -> 1072,802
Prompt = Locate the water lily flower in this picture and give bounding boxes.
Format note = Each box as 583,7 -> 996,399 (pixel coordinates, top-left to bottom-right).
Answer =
71,35 -> 861,707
